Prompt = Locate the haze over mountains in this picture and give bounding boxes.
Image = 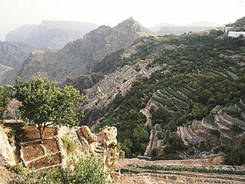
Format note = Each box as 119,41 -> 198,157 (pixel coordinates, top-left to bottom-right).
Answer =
16,18 -> 153,83
5,20 -> 98,49
150,21 -> 218,35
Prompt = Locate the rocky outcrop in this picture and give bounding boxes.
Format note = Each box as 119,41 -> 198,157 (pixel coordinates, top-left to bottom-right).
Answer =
0,126 -> 16,166
17,18 -> 154,83
6,20 -> 98,49
76,126 -> 118,168
16,125 -> 119,172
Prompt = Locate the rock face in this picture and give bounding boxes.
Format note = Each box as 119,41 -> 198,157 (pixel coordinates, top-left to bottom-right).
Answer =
0,126 -> 16,166
0,41 -> 33,85
16,125 -> 119,172
17,18 -> 154,82
76,126 -> 118,168
0,41 -> 33,70
6,20 -> 98,49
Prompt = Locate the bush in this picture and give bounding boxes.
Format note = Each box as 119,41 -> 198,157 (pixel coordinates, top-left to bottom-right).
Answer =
61,136 -> 76,153
54,156 -> 107,184
224,145 -> 245,166
164,133 -> 186,154
152,106 -> 169,126
0,86 -> 12,119
12,156 -> 108,184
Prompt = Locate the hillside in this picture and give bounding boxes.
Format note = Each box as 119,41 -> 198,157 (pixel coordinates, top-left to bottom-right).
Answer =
17,18 -> 154,82
80,30 -> 245,161
0,41 -> 33,69
5,20 -> 98,49
0,41 -> 33,85
227,16 -> 245,31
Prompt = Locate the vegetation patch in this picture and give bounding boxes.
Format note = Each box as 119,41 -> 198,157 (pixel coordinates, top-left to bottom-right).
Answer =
12,156 -> 107,184
61,136 -> 76,153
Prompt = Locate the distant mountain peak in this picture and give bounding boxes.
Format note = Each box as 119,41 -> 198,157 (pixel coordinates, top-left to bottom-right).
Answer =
114,17 -> 154,36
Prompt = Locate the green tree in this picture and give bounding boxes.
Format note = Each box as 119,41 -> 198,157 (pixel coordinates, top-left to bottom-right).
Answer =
164,132 -> 186,154
152,106 -> 169,125
0,86 -> 13,120
14,78 -> 87,140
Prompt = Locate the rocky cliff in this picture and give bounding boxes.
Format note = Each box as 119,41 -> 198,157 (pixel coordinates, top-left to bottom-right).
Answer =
5,20 -> 98,49
0,123 -> 119,183
0,41 -> 33,70
17,18 -> 154,82
0,41 -> 34,85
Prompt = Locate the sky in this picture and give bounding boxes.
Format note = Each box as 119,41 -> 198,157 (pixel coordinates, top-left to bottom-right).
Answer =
0,0 -> 244,40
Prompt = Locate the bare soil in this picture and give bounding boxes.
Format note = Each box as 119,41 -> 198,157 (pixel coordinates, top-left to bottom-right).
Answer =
27,152 -> 62,169
43,138 -> 59,153
19,126 -> 58,142
22,143 -> 45,161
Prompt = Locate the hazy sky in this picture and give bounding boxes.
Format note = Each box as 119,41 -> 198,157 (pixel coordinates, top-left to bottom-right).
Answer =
0,0 -> 244,40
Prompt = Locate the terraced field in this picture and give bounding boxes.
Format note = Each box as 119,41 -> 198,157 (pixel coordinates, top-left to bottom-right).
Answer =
100,32 -> 245,158
115,158 -> 245,184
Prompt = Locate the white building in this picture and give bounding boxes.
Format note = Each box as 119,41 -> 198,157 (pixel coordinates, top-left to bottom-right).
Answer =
228,31 -> 245,38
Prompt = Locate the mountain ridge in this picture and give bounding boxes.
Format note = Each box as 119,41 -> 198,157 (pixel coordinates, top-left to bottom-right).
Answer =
5,20 -> 98,49
17,18 -> 154,83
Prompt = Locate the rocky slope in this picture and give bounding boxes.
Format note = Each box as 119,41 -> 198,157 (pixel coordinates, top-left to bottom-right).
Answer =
5,20 -> 98,49
0,41 -> 33,69
17,18 -> 154,83
0,122 -> 119,183
80,20 -> 245,159
227,16 -> 245,31
0,41 -> 34,85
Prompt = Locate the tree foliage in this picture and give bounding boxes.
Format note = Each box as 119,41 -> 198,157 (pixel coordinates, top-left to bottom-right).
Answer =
14,78 -> 87,139
0,86 -> 12,119
97,32 -> 245,158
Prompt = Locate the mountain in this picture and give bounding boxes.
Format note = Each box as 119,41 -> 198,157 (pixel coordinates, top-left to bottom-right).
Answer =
150,21 -> 217,36
5,20 -> 98,49
17,18 -> 154,82
75,17 -> 245,160
227,16 -> 245,31
0,41 -> 34,85
0,41 -> 34,69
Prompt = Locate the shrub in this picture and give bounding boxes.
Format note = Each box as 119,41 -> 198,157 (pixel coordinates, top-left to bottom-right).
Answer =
61,136 -> 76,153
54,156 -> 107,184
11,156 -> 107,184
224,145 -> 245,166
0,86 -> 12,119
164,132 -> 186,154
